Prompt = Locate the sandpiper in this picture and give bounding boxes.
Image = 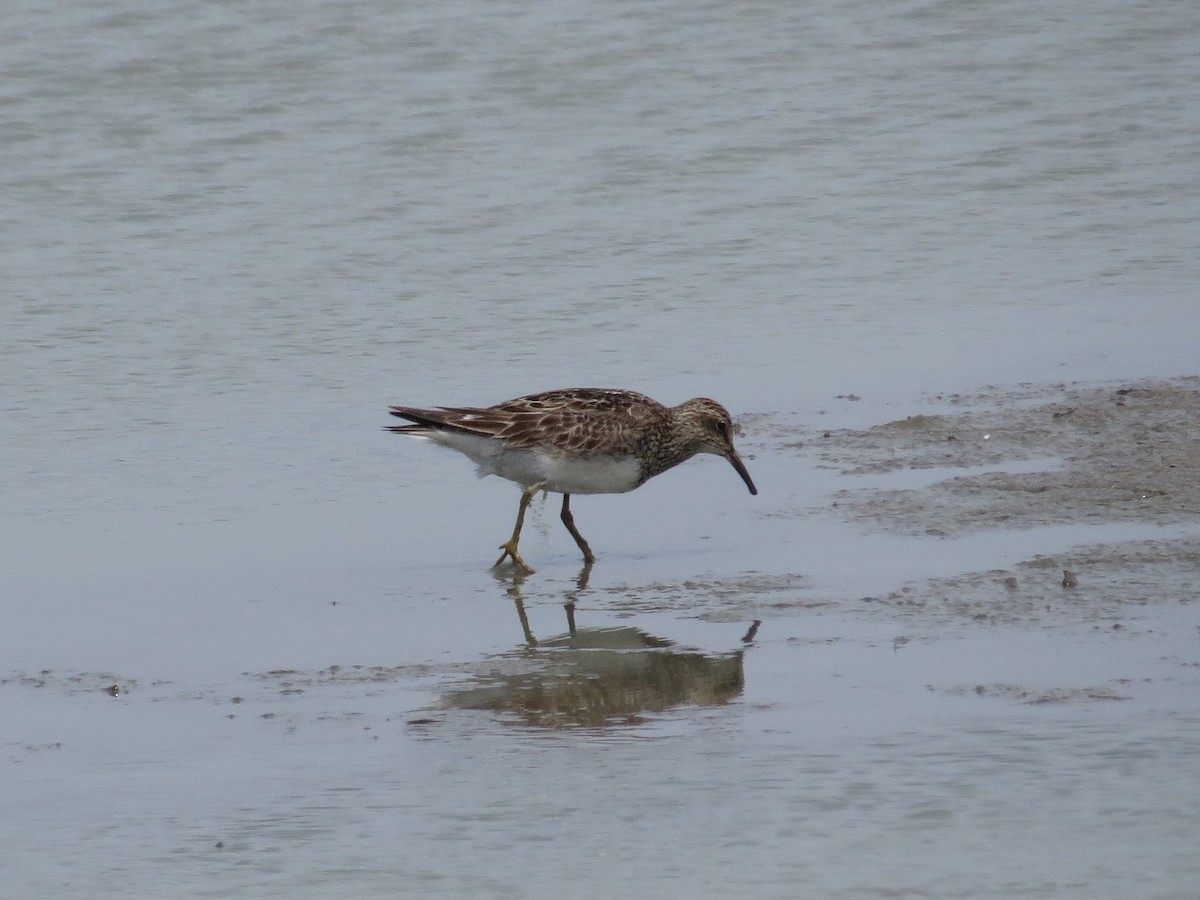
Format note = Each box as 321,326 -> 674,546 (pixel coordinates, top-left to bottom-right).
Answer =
387,387 -> 757,571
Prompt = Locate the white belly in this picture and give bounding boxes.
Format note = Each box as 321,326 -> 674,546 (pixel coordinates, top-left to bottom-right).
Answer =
422,431 -> 643,494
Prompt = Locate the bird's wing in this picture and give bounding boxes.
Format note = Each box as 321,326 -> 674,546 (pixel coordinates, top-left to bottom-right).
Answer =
389,389 -> 663,456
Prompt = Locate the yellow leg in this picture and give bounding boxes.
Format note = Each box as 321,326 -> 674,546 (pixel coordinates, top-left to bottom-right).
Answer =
495,484 -> 540,572
559,493 -> 595,563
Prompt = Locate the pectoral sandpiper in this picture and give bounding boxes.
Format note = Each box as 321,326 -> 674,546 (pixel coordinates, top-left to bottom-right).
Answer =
387,387 -> 757,572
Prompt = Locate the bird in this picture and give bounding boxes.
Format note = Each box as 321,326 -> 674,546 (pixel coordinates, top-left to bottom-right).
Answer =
387,387 -> 757,571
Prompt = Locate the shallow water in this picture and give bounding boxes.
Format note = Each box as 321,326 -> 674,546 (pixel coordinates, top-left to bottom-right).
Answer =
4,0 -> 1200,896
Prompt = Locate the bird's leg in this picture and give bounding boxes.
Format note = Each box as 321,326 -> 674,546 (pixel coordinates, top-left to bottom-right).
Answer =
559,493 -> 595,563
495,484 -> 540,572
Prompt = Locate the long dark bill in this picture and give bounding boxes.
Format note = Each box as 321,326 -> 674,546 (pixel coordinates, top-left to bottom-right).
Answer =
726,450 -> 758,495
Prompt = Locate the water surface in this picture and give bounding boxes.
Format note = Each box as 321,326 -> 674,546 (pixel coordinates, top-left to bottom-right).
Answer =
3,0 -> 1199,896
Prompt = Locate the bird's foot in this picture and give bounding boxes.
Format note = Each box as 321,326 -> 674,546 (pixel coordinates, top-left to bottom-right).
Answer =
494,541 -> 535,573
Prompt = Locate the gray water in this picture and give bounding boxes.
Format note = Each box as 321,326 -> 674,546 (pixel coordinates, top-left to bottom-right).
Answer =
3,0 -> 1200,897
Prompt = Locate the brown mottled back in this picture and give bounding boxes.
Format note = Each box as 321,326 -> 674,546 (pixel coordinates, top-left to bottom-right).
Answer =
388,388 -> 670,458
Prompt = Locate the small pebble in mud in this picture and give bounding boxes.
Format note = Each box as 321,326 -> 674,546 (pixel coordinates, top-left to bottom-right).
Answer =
105,684 -> 120,697
1003,576 -> 1019,590
1062,569 -> 1079,588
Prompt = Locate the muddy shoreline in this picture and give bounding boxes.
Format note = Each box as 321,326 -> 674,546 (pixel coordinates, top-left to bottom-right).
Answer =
792,375 -> 1199,632
808,375 -> 1200,535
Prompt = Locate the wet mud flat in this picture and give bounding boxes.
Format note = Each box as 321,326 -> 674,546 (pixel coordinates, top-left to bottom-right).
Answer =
2,378 -> 1198,900
812,375 -> 1200,535
793,374 -> 1200,633
5,377 -> 1196,732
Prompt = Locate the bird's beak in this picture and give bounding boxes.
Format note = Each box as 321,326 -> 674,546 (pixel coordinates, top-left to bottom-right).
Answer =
726,449 -> 757,495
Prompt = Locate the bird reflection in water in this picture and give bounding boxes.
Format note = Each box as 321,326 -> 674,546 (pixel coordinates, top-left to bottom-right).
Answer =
442,564 -> 759,728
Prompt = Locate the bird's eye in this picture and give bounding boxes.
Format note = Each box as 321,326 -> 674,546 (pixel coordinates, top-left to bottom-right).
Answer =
716,420 -> 727,433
